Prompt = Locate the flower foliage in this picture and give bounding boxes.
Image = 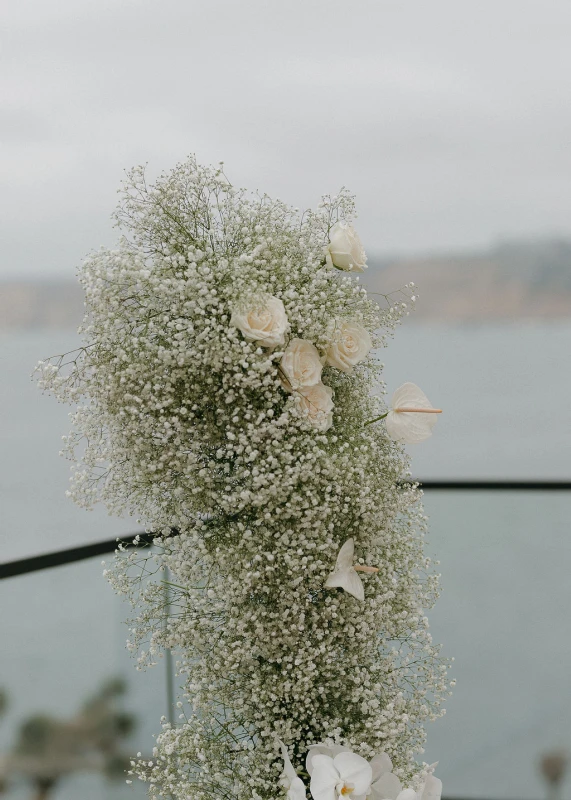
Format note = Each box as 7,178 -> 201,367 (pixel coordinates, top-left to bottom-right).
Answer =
37,156 -> 451,799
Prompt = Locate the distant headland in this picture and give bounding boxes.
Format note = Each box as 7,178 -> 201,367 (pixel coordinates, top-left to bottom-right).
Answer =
1,237 -> 570,330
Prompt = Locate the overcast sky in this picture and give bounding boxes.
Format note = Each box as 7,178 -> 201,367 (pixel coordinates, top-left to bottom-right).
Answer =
2,0 -> 571,278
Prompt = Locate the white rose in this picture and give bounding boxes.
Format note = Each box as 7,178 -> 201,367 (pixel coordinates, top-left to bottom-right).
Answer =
230,295 -> 288,348
326,320 -> 372,373
325,221 -> 367,272
280,338 -> 323,391
294,382 -> 334,431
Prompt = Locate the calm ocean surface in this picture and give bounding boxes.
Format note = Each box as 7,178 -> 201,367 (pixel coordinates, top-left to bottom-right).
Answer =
1,325 -> 570,799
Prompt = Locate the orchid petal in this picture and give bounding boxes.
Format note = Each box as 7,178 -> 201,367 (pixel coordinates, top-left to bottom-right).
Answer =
333,751 -> 373,795
279,740 -> 298,783
289,775 -> 308,800
420,774 -> 442,800
396,790 -> 418,800
370,771 -> 403,800
310,755 -> 340,800
306,744 -> 350,776
370,752 -> 393,783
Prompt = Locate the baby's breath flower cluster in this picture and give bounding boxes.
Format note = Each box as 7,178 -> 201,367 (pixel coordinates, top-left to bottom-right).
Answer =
37,156 -> 451,800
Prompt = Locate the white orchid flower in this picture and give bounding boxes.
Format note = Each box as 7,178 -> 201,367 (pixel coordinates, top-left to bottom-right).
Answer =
278,740 -> 307,800
307,744 -> 351,776
368,761 -> 442,800
365,383 -> 441,444
324,538 -> 378,602
417,773 -> 442,800
368,752 -> 399,798
310,751 -> 373,800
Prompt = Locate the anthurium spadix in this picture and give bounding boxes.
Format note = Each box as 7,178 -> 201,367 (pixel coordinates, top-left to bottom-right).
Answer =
278,740 -> 306,800
310,751 -> 373,800
324,538 -> 378,601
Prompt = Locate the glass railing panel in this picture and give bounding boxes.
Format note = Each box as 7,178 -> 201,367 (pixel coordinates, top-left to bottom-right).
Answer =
384,324 -> 571,480
0,555 -> 168,800
423,490 -> 571,799
1,331 -> 128,563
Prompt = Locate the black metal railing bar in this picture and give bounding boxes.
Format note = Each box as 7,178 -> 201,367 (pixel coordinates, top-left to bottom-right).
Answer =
2,479 -> 570,580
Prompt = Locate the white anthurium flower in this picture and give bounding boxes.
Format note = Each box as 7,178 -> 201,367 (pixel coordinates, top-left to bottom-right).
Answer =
324,538 -> 378,602
310,751 -> 373,800
278,740 -> 307,800
326,321 -> 372,373
325,221 -> 367,272
295,382 -> 335,432
230,295 -> 289,348
280,338 -> 323,391
307,744 -> 352,777
384,383 -> 442,445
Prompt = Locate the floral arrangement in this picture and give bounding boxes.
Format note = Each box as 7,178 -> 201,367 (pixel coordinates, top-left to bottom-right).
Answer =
37,156 -> 451,800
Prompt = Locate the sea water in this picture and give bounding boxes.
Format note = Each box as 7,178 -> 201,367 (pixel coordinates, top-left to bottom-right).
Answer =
1,326 -> 570,799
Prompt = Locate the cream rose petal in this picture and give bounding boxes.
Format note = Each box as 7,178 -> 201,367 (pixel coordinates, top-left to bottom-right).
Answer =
326,321 -> 372,373
325,222 -> 367,272
295,382 -> 334,431
280,338 -> 323,391
385,382 -> 438,444
230,295 -> 288,348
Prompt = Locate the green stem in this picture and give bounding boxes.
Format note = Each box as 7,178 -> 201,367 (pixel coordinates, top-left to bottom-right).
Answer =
364,412 -> 388,426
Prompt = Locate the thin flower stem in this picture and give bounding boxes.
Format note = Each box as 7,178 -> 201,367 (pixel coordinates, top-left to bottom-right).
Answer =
363,412 -> 388,426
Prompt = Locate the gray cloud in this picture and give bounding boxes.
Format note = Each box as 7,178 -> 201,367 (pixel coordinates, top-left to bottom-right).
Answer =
2,0 -> 571,277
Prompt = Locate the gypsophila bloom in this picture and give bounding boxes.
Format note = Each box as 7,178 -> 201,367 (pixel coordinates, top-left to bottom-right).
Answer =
326,320 -> 372,374
36,156 -> 450,800
231,295 -> 289,348
294,382 -> 334,431
385,383 -> 439,444
325,222 -> 367,272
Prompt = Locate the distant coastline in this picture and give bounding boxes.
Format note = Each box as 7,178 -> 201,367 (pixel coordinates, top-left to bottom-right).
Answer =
2,237 -> 570,330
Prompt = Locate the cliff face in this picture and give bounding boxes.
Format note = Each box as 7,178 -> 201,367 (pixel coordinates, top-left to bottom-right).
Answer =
362,238 -> 571,323
0,281 -> 84,331
1,239 -> 570,330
